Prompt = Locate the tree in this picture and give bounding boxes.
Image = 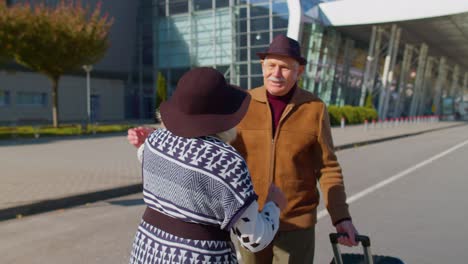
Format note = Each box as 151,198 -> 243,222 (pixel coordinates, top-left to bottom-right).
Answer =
0,1 -> 16,65
6,0 -> 113,127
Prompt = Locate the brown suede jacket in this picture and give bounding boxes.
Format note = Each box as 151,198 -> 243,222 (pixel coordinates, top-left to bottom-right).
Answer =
231,86 -> 351,231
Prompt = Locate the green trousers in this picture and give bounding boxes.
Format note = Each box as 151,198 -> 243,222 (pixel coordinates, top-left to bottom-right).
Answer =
237,226 -> 315,264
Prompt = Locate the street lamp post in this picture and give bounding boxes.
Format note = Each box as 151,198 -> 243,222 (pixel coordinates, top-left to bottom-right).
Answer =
82,65 -> 93,124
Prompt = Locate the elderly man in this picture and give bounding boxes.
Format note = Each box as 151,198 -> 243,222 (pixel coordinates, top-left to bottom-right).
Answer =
127,34 -> 358,264
230,34 -> 358,263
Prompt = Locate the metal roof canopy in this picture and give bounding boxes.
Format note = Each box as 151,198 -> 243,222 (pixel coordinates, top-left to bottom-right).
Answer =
314,0 -> 468,70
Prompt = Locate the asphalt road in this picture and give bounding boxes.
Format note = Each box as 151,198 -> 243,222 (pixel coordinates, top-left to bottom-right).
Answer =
1,125 -> 468,264
315,124 -> 468,264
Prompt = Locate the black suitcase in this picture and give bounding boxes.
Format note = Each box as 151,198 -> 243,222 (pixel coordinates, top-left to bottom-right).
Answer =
329,233 -> 404,264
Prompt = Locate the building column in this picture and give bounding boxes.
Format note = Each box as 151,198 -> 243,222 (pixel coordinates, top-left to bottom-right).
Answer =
286,0 -> 302,41
463,72 -> 468,101
417,56 -> 435,115
380,25 -> 401,119
359,26 -> 378,106
321,30 -> 341,104
303,23 -> 324,94
432,57 -> 447,116
361,26 -> 383,108
230,0 -> 237,85
409,43 -> 428,117
394,44 -> 413,117
336,38 -> 354,106
449,65 -> 460,98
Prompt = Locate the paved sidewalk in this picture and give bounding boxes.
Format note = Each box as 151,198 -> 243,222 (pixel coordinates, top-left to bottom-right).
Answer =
0,120 -> 465,220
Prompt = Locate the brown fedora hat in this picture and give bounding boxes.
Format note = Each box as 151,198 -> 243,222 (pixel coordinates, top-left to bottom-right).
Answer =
257,34 -> 307,65
159,67 -> 251,138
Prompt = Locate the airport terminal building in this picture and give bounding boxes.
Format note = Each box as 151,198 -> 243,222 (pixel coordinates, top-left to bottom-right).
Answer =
1,0 -> 467,124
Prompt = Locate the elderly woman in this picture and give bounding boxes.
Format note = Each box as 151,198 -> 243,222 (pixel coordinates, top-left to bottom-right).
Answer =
129,67 -> 286,264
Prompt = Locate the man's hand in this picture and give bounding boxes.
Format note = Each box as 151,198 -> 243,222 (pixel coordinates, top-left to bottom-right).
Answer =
335,220 -> 359,247
127,127 -> 155,148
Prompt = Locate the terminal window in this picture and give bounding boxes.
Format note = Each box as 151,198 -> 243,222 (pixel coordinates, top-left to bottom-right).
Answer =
16,92 -> 47,107
0,91 -> 10,106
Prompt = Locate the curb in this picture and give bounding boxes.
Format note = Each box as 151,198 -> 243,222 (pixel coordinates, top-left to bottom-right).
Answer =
1,123 -> 466,222
334,123 -> 467,151
0,184 -> 142,221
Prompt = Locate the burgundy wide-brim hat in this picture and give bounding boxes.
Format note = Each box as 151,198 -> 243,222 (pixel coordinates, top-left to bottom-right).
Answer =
160,67 -> 251,138
257,34 -> 307,65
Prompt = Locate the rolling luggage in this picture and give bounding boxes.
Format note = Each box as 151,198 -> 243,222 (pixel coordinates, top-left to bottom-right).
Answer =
329,233 -> 404,264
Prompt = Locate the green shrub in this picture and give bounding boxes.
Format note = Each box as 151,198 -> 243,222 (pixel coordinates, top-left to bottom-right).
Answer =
328,105 -> 342,126
328,105 -> 378,126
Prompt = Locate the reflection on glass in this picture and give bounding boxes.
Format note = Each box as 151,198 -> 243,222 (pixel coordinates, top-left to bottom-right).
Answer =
239,64 -> 248,75
272,29 -> 288,37
252,62 -> 263,74
194,0 -> 212,10
245,0 -> 269,4
169,0 -> 188,15
273,16 -> 288,28
157,2 -> 166,16
272,1 -> 288,15
238,20 -> 248,33
251,32 -> 270,46
239,34 -> 248,47
251,5 -> 269,17
238,48 -> 248,61
216,0 -> 230,8
240,77 -> 248,89
251,46 -> 267,59
251,17 -> 269,31
252,76 -> 264,88
217,66 -> 230,76
239,7 -> 247,19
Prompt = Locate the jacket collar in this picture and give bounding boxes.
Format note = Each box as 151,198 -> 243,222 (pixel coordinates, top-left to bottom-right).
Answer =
250,85 -> 317,106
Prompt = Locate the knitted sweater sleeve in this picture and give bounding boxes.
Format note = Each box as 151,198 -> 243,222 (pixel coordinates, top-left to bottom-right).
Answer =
231,201 -> 280,252
137,144 -> 145,163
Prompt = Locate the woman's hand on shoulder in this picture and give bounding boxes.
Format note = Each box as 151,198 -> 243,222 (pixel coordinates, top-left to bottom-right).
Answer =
127,126 -> 155,148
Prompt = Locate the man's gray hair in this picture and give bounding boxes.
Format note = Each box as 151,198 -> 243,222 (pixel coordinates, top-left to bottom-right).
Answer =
213,127 -> 237,144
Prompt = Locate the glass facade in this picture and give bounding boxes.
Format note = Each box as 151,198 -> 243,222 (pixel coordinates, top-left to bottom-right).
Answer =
154,0 -> 289,95
151,0 -> 366,106
300,21 -> 367,106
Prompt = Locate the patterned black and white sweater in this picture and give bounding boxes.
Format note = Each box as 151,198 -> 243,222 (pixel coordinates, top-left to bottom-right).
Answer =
130,128 -> 280,264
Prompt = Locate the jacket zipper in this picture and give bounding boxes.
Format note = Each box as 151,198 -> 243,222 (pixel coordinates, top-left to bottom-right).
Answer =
269,103 -> 294,184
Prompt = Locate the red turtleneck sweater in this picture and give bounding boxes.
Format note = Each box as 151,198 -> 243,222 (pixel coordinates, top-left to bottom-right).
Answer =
266,84 -> 296,137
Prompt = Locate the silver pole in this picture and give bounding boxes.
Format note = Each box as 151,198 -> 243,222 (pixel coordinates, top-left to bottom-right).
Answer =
82,65 -> 93,124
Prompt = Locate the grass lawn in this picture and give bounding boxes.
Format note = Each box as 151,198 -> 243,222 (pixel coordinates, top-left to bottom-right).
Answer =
0,123 -> 135,140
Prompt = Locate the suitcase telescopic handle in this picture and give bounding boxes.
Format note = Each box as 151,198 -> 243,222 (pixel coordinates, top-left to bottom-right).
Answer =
329,233 -> 371,247
329,233 -> 374,264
